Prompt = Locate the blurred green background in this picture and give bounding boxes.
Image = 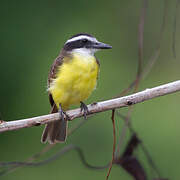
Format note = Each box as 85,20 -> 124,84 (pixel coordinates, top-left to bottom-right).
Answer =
0,0 -> 180,179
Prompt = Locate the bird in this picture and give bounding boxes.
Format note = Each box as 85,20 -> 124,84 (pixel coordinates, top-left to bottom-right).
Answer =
41,33 -> 112,144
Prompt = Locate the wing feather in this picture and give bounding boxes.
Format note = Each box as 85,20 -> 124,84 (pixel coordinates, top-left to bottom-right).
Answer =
48,51 -> 65,109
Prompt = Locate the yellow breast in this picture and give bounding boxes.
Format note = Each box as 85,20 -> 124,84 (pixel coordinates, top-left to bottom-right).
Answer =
49,53 -> 99,109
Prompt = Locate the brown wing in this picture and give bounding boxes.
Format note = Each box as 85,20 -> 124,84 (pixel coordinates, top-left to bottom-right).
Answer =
95,56 -> 100,67
42,50 -> 69,144
48,50 -> 66,108
95,57 -> 100,80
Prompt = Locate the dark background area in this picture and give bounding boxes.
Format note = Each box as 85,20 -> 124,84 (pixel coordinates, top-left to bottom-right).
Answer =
0,0 -> 180,179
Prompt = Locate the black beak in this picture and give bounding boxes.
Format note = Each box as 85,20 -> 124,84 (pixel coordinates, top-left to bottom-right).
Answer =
93,42 -> 112,49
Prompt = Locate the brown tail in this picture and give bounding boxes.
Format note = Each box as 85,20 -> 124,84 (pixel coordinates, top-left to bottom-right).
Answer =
41,105 -> 68,144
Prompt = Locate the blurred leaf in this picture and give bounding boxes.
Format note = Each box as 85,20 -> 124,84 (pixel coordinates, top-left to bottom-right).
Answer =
114,134 -> 147,180
117,156 -> 147,180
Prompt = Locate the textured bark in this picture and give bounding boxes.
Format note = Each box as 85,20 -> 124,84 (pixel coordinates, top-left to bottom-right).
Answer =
0,80 -> 180,133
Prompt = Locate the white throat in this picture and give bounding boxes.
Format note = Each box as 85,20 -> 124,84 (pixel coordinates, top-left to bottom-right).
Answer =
72,48 -> 97,57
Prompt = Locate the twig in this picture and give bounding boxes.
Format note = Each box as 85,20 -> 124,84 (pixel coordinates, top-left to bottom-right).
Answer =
137,0 -> 148,77
140,143 -> 161,178
116,112 -> 161,178
106,109 -> 116,180
0,80 -> 180,133
141,0 -> 167,80
172,0 -> 179,58
115,0 -> 148,157
115,0 -> 168,157
0,144 -> 110,176
115,0 -> 167,99
0,117 -> 89,175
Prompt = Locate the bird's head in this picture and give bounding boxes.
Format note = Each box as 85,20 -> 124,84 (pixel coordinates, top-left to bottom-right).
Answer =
63,33 -> 112,56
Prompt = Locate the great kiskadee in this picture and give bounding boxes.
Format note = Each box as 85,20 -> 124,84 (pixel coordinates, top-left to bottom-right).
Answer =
41,33 -> 112,144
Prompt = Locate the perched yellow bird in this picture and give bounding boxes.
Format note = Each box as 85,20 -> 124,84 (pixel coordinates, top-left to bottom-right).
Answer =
41,33 -> 112,144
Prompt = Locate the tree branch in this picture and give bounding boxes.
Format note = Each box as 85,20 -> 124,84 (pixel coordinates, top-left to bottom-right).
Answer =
0,80 -> 180,133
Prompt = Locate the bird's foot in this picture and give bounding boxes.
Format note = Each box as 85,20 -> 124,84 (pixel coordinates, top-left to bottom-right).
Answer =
59,104 -> 70,121
80,101 -> 89,119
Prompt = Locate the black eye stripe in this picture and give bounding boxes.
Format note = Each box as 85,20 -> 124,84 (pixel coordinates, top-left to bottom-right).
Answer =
64,39 -> 92,51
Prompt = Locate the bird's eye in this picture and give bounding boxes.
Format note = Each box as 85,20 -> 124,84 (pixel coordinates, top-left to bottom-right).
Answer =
82,39 -> 88,43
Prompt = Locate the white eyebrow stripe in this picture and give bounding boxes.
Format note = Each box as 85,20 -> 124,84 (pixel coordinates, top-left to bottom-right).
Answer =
66,35 -> 98,44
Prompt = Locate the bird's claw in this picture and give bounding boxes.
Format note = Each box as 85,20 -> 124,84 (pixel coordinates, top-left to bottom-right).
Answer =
59,104 -> 70,121
80,101 -> 89,119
